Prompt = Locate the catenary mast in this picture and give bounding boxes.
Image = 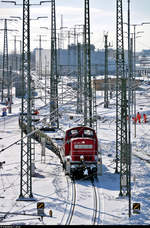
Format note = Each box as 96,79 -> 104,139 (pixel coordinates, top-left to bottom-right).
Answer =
1,19 -> 9,103
50,0 -> 59,128
116,0 -> 130,201
104,34 -> 109,108
18,0 -> 34,200
84,0 -> 92,127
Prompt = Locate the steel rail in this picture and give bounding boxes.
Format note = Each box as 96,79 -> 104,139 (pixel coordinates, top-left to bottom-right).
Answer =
65,179 -> 76,225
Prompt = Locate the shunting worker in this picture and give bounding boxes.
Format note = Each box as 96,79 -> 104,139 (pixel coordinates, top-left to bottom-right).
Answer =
143,113 -> 147,123
34,109 -> 39,115
132,116 -> 137,123
136,112 -> 141,124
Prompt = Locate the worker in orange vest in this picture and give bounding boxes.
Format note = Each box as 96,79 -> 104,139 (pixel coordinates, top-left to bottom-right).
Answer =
136,112 -> 141,124
132,116 -> 137,123
143,113 -> 147,123
34,109 -> 39,115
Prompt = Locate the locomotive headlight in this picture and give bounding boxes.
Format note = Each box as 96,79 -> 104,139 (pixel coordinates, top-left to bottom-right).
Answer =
97,160 -> 101,165
97,154 -> 101,165
66,156 -> 70,163
95,155 -> 97,161
80,155 -> 84,161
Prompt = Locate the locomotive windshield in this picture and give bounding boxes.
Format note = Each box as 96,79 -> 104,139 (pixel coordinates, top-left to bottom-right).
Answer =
67,128 -> 94,138
83,129 -> 94,137
67,129 -> 79,137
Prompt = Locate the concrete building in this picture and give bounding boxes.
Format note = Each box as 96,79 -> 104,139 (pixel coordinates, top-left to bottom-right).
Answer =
34,44 -> 116,77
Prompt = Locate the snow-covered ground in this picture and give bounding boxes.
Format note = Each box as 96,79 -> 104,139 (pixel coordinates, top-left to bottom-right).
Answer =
0,77 -> 150,225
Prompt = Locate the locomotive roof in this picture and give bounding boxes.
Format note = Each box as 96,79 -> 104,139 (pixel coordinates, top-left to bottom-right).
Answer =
65,126 -> 95,132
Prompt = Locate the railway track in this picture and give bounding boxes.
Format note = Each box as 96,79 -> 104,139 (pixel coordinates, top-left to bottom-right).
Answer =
65,179 -> 76,225
91,179 -> 99,225
64,177 -> 101,225
133,153 -> 150,164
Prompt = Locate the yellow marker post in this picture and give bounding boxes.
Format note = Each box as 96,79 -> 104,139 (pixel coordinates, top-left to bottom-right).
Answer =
37,202 -> 45,216
133,203 -> 140,214
49,209 -> 52,217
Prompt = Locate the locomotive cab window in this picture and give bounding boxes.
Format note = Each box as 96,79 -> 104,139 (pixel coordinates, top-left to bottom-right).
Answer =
83,129 -> 94,137
67,129 -> 79,138
71,129 -> 78,136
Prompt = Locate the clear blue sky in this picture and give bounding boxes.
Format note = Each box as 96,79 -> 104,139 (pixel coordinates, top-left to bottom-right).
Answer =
0,0 -> 150,52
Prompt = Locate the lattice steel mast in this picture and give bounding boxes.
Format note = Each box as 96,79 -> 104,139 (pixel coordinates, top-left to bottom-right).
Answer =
104,34 -> 109,108
116,0 -> 124,174
0,18 -> 17,103
13,35 -> 17,71
92,74 -> 97,132
39,35 -> 42,79
1,19 -> 9,103
84,0 -> 92,127
18,0 -> 33,200
77,42 -> 82,114
127,0 -> 132,216
116,0 -> 130,198
50,0 -> 59,128
67,30 -> 71,74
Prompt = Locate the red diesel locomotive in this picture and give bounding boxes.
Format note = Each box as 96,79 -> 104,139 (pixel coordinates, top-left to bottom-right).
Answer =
61,126 -> 102,178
